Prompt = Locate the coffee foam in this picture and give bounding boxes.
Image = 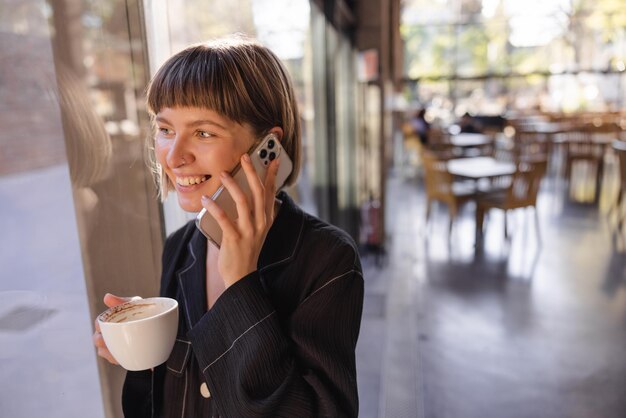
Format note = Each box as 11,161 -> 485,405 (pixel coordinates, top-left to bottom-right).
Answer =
101,302 -> 161,323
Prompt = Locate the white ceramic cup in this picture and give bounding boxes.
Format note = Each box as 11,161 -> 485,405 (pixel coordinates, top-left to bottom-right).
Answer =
97,297 -> 179,371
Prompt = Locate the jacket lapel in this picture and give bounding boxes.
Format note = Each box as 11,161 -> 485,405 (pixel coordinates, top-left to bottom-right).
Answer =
164,191 -> 304,331
175,227 -> 207,331
258,191 -> 305,272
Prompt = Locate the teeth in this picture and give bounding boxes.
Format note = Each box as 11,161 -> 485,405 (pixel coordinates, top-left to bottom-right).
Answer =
176,175 -> 208,186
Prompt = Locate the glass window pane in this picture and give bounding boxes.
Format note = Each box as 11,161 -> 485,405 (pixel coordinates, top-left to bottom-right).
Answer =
1,1 -> 162,417
401,0 -> 626,113
403,24 -> 455,78
0,4 -> 106,417
403,0 -> 461,25
455,23 -> 489,77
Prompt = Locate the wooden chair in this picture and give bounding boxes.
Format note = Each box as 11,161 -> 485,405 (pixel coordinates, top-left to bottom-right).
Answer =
476,159 -> 548,242
563,127 -> 605,201
611,141 -> 626,235
513,130 -> 551,162
422,151 -> 476,237
425,128 -> 457,160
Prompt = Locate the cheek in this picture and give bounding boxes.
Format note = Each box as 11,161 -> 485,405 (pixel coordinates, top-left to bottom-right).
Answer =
230,140 -> 255,164
154,140 -> 169,165
214,145 -> 244,171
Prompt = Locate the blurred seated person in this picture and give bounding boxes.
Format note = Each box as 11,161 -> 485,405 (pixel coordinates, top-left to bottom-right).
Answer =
459,112 -> 482,134
410,108 -> 430,145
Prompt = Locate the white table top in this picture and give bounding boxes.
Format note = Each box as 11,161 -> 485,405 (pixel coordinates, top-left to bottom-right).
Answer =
447,157 -> 516,179
517,122 -> 566,134
449,133 -> 492,147
613,140 -> 626,152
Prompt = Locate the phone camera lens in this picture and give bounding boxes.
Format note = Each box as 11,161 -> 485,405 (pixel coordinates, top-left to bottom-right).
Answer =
269,152 -> 276,161
259,149 -> 268,159
267,139 -> 275,149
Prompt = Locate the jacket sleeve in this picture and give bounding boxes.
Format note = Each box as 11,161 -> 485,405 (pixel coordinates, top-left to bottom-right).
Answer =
187,250 -> 364,418
122,369 -> 153,418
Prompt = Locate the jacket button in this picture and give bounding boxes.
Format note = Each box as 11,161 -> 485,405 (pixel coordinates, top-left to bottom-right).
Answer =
200,382 -> 211,398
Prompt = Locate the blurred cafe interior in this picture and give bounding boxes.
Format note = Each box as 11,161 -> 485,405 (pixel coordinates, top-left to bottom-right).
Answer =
0,0 -> 625,417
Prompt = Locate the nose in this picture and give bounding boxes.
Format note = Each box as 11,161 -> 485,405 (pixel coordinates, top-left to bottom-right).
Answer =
166,134 -> 194,168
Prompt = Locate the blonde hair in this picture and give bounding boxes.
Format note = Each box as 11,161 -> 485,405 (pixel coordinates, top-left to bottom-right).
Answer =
56,65 -> 112,188
146,36 -> 301,199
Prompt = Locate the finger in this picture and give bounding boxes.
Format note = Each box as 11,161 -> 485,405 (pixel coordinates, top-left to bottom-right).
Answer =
97,294 -> 141,332
264,157 -> 280,220
103,293 -> 140,308
93,331 -> 119,365
240,154 -> 266,231
93,331 -> 106,349
97,347 -> 119,365
201,195 -> 240,239
219,170 -> 254,234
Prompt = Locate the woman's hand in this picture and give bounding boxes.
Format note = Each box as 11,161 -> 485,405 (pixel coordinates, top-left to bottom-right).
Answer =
201,154 -> 280,287
93,293 -> 141,365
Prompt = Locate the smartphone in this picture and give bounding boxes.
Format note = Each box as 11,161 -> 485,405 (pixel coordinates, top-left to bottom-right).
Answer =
195,133 -> 293,247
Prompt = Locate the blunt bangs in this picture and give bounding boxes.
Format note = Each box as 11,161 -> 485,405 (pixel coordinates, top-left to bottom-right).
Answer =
147,43 -> 277,134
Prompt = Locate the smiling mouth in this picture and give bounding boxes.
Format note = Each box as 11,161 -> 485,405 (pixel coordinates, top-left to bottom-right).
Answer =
176,175 -> 211,187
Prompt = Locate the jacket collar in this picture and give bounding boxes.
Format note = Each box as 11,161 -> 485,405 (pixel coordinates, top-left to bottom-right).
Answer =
181,191 -> 305,272
176,228 -> 207,328
258,191 -> 305,272
173,192 -> 305,326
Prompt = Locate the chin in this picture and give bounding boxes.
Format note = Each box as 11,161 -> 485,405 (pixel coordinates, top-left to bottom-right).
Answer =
176,194 -> 203,213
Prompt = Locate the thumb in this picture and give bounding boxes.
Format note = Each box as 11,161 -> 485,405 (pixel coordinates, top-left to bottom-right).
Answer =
103,293 -> 141,308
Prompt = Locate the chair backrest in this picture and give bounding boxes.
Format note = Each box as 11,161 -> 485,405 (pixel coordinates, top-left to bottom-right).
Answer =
505,159 -> 547,208
616,144 -> 626,189
422,151 -> 454,200
513,131 -> 550,160
427,128 -> 449,147
565,127 -> 604,157
425,129 -> 457,158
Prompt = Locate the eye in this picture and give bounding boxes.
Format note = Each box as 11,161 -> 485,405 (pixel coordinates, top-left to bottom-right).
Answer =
196,130 -> 213,139
158,127 -> 174,137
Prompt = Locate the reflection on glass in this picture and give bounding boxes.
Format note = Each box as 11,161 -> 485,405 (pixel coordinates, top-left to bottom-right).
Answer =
1,1 -> 162,417
0,2 -> 106,417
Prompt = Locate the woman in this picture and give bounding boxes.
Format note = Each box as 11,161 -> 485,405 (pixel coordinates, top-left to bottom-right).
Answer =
93,36 -> 364,417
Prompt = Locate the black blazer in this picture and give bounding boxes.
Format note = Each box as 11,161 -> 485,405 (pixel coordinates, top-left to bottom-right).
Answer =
123,192 -> 364,417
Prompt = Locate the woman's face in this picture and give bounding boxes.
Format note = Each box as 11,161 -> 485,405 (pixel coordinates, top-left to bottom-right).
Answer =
155,106 -> 256,212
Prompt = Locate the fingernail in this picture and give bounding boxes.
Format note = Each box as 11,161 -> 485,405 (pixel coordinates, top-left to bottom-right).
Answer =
242,154 -> 251,162
220,171 -> 228,179
275,157 -> 280,168
201,195 -> 210,202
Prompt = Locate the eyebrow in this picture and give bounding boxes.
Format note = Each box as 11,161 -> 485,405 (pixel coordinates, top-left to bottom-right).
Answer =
155,116 -> 227,130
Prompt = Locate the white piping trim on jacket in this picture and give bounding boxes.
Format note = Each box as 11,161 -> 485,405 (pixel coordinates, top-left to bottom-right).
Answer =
151,368 -> 155,418
166,339 -> 191,374
259,215 -> 305,272
203,310 -> 276,372
298,270 -> 360,306
176,241 -> 198,327
180,369 -> 188,418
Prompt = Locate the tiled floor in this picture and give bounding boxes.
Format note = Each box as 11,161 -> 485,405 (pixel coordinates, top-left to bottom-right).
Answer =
356,159 -> 626,418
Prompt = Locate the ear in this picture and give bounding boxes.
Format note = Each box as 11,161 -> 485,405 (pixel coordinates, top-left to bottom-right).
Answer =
267,126 -> 284,142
